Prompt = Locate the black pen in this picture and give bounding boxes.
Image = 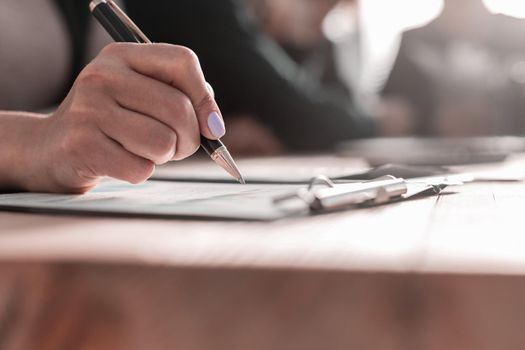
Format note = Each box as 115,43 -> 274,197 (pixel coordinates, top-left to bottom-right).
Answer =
89,0 -> 245,184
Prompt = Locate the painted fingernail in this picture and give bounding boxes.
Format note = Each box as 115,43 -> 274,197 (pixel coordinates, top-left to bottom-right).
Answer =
207,111 -> 226,138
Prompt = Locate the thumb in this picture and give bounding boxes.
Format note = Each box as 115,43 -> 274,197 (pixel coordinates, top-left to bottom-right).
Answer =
194,82 -> 226,140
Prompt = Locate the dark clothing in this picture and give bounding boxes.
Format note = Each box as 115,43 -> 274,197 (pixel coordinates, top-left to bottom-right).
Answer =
55,0 -> 375,151
54,0 -> 91,97
383,7 -> 525,136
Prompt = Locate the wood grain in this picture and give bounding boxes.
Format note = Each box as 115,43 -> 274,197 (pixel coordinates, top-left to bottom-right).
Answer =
2,265 -> 525,350
2,155 -> 525,349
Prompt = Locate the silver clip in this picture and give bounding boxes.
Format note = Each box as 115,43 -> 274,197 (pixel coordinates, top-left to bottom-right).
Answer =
274,175 -> 409,212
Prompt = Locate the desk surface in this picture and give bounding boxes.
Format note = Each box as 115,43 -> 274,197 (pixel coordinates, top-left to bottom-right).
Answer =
1,155 -> 525,276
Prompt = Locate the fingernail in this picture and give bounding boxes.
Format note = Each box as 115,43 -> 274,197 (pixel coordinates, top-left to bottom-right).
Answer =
207,111 -> 226,138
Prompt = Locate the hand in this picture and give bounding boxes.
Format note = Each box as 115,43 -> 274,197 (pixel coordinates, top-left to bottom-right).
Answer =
24,43 -> 226,193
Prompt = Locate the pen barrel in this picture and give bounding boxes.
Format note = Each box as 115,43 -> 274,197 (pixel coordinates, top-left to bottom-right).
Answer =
200,136 -> 224,156
91,2 -> 138,43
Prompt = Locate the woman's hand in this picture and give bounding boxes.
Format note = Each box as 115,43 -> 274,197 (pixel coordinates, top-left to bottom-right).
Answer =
21,43 -> 226,193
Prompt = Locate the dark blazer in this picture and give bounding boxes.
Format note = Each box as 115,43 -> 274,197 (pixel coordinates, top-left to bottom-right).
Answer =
383,6 -> 525,136
55,0 -> 376,150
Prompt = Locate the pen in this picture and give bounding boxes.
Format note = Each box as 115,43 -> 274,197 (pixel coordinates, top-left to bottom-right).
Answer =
89,0 -> 246,184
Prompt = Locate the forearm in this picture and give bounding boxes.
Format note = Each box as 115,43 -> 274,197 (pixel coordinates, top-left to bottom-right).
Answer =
0,112 -> 47,192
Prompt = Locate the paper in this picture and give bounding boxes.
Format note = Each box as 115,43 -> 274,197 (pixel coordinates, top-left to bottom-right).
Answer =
0,180 -> 309,221
152,155 -> 370,184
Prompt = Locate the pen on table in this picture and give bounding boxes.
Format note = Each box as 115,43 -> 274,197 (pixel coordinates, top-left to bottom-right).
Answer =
89,0 -> 246,184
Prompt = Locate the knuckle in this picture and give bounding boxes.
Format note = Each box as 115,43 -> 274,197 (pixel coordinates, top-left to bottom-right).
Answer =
151,127 -> 177,163
176,46 -> 200,66
78,63 -> 109,88
100,42 -> 127,57
195,92 -> 215,112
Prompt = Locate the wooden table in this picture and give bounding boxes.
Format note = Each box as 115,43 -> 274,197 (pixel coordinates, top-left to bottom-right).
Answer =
1,155 -> 525,349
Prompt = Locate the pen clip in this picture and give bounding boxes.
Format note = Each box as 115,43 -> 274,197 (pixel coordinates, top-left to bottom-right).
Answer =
106,0 -> 152,44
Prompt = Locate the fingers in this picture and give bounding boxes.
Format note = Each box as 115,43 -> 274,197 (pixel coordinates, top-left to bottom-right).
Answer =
100,69 -> 200,161
47,42 -> 225,193
85,134 -> 156,185
97,107 -> 174,165
102,43 -> 226,140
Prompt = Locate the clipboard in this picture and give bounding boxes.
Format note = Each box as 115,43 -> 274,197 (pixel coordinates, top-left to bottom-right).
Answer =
0,176 -> 457,221
274,175 -> 455,213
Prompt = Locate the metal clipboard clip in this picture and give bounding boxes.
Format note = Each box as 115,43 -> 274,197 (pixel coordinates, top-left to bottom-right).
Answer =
273,175 -> 448,213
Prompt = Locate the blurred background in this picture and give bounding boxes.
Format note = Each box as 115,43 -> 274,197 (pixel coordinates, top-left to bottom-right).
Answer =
244,0 -> 525,138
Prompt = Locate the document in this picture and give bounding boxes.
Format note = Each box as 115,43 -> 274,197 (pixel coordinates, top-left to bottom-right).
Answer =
0,175 -> 457,221
0,180 -> 308,221
153,155 -> 370,184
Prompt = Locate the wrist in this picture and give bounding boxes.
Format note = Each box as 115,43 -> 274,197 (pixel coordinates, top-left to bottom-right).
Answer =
1,113 -> 49,192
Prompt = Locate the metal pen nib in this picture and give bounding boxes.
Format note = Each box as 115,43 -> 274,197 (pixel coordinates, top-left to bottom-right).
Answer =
200,136 -> 245,184
210,146 -> 246,184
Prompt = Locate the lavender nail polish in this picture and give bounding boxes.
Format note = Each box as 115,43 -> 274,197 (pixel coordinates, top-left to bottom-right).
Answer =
208,111 -> 226,138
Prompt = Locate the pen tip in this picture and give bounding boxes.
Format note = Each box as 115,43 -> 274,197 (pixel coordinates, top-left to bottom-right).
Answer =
210,146 -> 246,185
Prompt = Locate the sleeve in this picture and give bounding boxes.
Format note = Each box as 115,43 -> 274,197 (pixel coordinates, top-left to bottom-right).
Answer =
124,0 -> 376,151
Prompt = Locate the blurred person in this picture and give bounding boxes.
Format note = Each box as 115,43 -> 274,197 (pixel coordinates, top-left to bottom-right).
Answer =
232,0 -> 357,149
383,0 -> 525,137
245,0 -> 352,101
245,0 -> 416,137
324,0 -> 423,136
